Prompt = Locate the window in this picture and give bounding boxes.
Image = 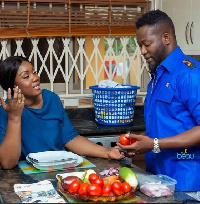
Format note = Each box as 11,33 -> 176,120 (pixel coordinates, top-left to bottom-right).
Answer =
0,1 -> 150,98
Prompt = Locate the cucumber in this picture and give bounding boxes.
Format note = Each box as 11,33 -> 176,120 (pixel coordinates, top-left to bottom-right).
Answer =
119,167 -> 138,188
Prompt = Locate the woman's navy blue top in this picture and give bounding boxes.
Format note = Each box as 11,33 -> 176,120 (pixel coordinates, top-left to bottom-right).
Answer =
0,89 -> 78,160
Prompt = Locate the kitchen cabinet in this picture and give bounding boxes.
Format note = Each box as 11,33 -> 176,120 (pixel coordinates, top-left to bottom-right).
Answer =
157,0 -> 200,55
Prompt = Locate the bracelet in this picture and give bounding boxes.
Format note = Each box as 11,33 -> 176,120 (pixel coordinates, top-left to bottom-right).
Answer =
152,138 -> 161,153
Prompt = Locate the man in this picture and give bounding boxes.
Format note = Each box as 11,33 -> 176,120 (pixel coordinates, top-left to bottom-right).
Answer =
117,10 -> 200,199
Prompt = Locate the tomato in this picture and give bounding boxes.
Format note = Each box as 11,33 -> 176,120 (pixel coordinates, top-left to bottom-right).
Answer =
122,182 -> 131,193
68,180 -> 81,194
87,184 -> 102,196
102,184 -> 112,196
111,181 -> 124,196
131,138 -> 137,144
92,177 -> 104,187
119,134 -> 137,145
88,173 -> 99,183
119,134 -> 131,145
78,183 -> 89,196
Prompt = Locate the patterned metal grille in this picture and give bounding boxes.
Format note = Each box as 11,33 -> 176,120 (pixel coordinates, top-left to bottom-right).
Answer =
0,36 -> 149,98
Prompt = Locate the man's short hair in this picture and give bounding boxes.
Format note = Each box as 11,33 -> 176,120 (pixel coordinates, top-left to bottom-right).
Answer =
135,9 -> 175,35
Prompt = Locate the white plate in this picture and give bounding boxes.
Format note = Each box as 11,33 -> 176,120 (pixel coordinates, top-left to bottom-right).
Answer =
28,151 -> 78,163
26,151 -> 84,170
26,155 -> 70,166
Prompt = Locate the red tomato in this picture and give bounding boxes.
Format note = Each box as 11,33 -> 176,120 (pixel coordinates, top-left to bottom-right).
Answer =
92,177 -> 104,187
122,182 -> 131,193
111,181 -> 124,196
119,134 -> 131,145
68,180 -> 80,194
87,184 -> 102,196
102,184 -> 112,196
78,183 -> 89,196
88,173 -> 99,183
131,138 -> 137,144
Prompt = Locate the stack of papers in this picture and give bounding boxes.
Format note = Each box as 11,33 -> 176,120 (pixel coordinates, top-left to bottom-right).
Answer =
14,180 -> 66,203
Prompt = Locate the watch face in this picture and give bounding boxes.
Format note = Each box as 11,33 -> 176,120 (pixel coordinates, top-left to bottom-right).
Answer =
153,148 -> 161,153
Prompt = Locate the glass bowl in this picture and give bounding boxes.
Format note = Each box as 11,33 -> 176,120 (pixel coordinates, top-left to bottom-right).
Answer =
57,180 -> 136,202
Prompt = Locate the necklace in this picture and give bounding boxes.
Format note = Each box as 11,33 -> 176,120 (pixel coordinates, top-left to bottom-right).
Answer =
151,76 -> 155,94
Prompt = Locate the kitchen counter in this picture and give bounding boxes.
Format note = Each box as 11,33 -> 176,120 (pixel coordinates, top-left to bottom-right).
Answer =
66,106 -> 145,135
0,158 -> 198,203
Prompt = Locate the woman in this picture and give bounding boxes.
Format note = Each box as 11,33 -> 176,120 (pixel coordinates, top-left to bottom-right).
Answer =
0,56 -> 125,169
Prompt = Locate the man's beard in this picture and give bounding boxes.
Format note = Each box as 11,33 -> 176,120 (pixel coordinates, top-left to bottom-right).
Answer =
148,64 -> 157,73
148,58 -> 161,73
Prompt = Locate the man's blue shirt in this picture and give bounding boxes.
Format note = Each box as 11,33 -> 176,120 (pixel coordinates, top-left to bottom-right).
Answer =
0,89 -> 78,160
144,46 -> 200,191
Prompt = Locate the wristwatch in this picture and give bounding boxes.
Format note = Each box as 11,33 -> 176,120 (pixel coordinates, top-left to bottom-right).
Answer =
152,138 -> 161,153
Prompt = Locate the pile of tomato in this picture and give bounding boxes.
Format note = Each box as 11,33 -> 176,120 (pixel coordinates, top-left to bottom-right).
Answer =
65,173 -> 132,197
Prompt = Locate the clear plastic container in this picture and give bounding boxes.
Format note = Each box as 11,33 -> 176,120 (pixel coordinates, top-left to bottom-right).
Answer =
136,174 -> 177,197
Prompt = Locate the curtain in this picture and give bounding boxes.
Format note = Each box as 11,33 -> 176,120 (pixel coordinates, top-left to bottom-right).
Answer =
0,0 -> 149,38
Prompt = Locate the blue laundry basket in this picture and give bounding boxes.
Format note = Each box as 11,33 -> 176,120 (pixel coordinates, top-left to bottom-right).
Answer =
89,85 -> 140,126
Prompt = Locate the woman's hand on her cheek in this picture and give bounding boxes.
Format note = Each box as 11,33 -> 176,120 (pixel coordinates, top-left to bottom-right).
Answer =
1,87 -> 25,117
